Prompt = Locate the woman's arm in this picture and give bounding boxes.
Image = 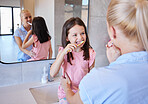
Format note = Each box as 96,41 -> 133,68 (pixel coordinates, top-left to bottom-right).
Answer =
22,30 -> 34,49
14,36 -> 31,56
61,73 -> 83,104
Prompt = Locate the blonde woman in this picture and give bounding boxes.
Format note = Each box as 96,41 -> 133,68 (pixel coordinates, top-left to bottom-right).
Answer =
61,0 -> 148,103
14,10 -> 33,62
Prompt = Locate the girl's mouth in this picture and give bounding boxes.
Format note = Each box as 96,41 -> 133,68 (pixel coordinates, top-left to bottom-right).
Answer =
76,41 -> 84,46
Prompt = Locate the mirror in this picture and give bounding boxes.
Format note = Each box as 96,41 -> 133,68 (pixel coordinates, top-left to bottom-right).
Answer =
0,0 -> 89,63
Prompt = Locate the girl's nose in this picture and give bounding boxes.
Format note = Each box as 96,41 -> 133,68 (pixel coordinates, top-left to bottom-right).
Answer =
77,34 -> 83,40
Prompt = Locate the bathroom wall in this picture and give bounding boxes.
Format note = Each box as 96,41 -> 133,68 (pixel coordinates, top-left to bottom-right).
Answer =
89,0 -> 111,67
0,59 -> 55,87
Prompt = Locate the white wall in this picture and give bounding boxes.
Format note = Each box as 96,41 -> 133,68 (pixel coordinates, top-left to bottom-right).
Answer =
0,0 -> 20,7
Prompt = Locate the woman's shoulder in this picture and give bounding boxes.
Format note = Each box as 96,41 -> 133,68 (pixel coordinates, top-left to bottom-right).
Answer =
80,67 -> 126,89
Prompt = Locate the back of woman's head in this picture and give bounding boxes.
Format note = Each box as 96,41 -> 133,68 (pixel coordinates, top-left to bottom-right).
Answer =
107,0 -> 148,52
32,16 -> 51,43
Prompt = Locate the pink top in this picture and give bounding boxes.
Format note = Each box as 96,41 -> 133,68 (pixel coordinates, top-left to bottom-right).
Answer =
58,47 -> 96,99
28,35 -> 51,61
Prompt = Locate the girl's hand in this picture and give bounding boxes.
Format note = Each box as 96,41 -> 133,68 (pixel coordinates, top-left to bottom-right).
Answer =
61,72 -> 71,93
63,43 -> 77,55
27,30 -> 32,36
106,41 -> 121,63
29,50 -> 36,57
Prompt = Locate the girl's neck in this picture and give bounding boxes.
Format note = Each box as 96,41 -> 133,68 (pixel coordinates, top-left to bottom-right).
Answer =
74,47 -> 82,52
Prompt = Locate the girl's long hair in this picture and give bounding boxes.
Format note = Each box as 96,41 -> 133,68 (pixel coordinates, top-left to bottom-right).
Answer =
62,17 -> 90,65
32,16 -> 51,43
107,0 -> 148,52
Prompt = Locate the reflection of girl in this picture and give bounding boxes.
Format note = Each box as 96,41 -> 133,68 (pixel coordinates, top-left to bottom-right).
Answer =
22,16 -> 52,61
14,10 -> 32,62
50,17 -> 96,104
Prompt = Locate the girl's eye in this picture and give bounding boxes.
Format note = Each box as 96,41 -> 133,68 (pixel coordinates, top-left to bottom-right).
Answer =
81,32 -> 85,35
73,34 -> 77,37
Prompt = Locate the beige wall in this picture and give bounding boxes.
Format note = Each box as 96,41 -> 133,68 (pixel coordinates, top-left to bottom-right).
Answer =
22,0 -> 35,18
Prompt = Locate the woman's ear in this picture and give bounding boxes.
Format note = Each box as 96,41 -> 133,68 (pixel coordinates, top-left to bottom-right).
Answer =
110,26 -> 116,39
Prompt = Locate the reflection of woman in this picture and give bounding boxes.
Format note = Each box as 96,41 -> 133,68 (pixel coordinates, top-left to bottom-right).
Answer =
22,17 -> 52,61
14,10 -> 33,62
61,0 -> 148,103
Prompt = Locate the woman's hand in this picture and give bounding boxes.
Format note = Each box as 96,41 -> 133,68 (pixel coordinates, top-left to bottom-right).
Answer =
61,72 -> 71,93
106,40 -> 121,63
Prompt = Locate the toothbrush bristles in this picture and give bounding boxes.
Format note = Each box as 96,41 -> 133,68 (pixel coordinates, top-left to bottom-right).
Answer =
77,41 -> 84,46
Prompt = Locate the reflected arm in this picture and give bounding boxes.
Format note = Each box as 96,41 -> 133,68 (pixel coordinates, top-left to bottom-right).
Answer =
22,30 -> 34,49
14,36 -> 30,56
48,40 -> 53,59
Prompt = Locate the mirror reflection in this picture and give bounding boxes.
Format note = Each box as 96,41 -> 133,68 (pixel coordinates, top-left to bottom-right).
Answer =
0,0 -> 89,63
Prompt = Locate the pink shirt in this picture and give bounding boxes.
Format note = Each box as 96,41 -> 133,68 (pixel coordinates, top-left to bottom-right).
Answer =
28,35 -> 51,61
58,47 -> 96,99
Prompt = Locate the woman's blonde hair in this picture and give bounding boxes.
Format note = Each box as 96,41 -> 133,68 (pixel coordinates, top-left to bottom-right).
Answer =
107,0 -> 148,52
20,9 -> 30,17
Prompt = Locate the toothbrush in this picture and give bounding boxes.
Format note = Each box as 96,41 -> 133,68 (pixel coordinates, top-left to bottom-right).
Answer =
27,22 -> 32,25
67,41 -> 85,53
77,41 -> 84,46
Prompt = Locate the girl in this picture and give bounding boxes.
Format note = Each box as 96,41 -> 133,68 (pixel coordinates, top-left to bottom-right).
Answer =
22,16 -> 52,61
50,17 -> 96,104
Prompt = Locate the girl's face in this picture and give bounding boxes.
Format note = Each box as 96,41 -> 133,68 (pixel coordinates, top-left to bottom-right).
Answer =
67,25 -> 86,47
21,12 -> 32,27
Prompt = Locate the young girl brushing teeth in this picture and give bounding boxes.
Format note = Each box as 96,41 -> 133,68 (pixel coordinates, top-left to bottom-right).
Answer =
50,17 -> 96,104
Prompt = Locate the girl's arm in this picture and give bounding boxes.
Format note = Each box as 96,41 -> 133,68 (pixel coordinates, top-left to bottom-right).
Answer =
50,43 -> 77,77
89,60 -> 95,70
50,49 -> 65,77
14,36 -> 31,56
48,40 -> 53,59
22,30 -> 34,49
